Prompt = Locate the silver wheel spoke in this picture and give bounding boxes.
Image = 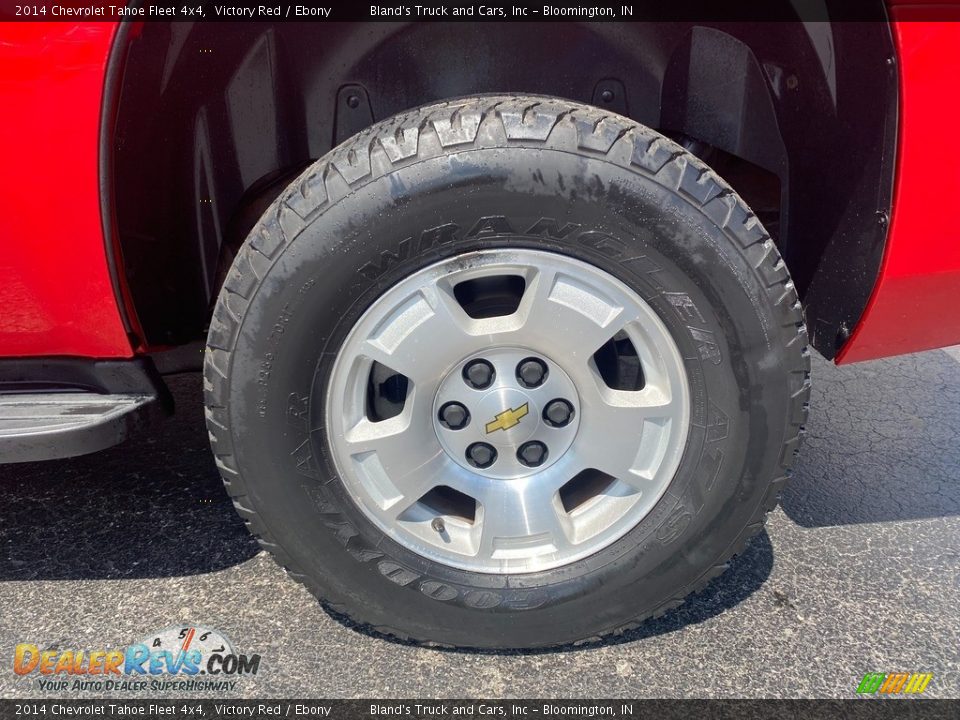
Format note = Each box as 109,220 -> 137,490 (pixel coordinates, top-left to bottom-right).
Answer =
342,397 -> 446,511
475,267 -> 635,359
575,374 -> 681,485
382,454 -> 456,520
474,480 -> 573,562
358,285 -> 476,385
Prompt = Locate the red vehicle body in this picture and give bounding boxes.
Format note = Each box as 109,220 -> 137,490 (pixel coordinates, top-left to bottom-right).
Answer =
839,10 -> 960,362
0,22 -> 128,358
2,15 -> 959,364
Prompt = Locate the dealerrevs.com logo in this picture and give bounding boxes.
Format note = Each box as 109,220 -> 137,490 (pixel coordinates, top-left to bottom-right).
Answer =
13,626 -> 260,693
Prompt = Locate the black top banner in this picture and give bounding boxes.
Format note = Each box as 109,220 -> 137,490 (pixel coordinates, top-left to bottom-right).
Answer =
0,0 -> 943,23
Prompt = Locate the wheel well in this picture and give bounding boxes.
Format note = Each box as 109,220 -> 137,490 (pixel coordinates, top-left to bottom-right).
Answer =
109,15 -> 895,358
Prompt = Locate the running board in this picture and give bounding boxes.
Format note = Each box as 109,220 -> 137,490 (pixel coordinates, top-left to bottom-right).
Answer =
0,392 -> 156,464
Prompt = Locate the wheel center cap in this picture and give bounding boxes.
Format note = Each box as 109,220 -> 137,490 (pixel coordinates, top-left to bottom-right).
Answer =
476,389 -> 539,447
433,347 -> 581,480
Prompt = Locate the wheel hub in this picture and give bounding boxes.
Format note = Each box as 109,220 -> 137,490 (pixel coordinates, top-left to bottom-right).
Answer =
434,348 -> 581,480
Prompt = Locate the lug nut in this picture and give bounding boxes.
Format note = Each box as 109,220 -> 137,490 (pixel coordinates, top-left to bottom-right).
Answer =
438,402 -> 470,430
466,442 -> 497,469
543,399 -> 574,427
463,359 -> 495,389
517,441 -> 548,468
517,358 -> 548,388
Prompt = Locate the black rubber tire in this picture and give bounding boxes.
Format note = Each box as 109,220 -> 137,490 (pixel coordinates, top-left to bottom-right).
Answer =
204,95 -> 810,649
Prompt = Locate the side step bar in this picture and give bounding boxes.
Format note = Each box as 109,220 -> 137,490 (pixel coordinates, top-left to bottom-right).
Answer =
0,393 -> 156,463
0,357 -> 171,464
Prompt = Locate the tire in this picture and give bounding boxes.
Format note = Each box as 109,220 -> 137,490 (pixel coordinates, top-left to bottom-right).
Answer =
204,95 -> 810,649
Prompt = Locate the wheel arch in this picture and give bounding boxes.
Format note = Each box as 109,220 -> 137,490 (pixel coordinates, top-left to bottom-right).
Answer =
106,14 -> 896,358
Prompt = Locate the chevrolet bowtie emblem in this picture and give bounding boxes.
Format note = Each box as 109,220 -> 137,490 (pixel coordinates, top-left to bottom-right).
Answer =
485,403 -> 529,433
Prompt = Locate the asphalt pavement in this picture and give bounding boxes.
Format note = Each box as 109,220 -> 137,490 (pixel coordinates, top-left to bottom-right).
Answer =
1,348 -> 958,699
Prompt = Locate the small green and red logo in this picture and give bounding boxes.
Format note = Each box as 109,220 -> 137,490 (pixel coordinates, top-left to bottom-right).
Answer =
857,672 -> 933,695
